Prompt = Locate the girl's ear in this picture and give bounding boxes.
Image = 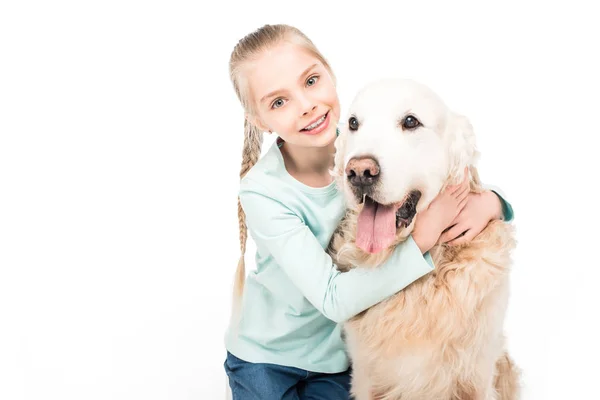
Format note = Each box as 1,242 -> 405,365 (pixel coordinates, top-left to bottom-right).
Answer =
245,113 -> 270,133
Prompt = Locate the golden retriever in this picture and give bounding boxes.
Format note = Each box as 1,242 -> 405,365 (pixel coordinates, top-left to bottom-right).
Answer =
326,78 -> 520,400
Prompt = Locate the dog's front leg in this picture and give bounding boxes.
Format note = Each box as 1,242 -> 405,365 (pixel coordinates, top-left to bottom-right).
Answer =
326,210 -> 355,272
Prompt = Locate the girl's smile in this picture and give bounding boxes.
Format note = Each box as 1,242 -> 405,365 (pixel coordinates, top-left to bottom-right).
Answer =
299,110 -> 331,135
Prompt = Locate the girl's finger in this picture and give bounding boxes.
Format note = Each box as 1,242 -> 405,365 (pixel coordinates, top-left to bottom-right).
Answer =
447,229 -> 474,246
446,184 -> 459,194
455,184 -> 470,202
457,194 -> 469,211
439,223 -> 467,244
450,171 -> 469,194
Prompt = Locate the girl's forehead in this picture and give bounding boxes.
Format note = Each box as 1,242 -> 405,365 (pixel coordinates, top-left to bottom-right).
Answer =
247,43 -> 323,101
256,41 -> 320,70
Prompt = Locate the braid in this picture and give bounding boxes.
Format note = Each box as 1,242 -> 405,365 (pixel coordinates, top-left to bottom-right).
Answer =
233,119 -> 263,301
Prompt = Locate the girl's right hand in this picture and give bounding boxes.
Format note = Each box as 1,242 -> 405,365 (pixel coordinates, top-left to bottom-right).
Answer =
412,169 -> 470,254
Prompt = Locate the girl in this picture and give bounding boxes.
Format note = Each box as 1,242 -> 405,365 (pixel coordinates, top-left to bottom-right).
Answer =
224,24 -> 513,400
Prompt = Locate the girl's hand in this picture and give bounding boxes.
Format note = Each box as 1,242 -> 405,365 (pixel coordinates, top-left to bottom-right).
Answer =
438,190 -> 503,246
412,169 -> 470,253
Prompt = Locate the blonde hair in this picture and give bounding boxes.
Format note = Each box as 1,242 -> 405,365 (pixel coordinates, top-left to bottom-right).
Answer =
229,24 -> 336,302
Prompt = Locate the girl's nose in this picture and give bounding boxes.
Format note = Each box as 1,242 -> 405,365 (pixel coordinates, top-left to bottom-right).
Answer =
302,104 -> 317,116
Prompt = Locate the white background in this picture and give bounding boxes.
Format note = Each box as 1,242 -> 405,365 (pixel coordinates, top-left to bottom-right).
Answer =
1,0 -> 599,399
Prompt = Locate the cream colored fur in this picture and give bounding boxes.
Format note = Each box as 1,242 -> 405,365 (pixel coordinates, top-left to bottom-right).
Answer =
327,79 -> 521,400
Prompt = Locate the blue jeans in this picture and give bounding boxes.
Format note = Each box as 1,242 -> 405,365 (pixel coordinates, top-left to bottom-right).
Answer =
224,351 -> 351,400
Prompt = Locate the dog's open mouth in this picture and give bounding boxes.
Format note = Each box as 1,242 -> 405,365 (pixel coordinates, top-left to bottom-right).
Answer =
396,191 -> 421,229
356,190 -> 421,254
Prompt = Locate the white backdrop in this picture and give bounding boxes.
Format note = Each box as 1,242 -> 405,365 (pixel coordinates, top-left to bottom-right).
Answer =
2,0 -> 599,399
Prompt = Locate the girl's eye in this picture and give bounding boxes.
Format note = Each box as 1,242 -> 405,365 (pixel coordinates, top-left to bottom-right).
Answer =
270,75 -> 319,109
272,98 -> 285,109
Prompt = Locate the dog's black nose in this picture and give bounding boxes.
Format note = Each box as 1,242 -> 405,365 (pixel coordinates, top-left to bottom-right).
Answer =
346,157 -> 380,187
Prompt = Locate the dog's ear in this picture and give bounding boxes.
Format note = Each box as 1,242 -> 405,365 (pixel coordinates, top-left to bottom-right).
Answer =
444,112 -> 479,184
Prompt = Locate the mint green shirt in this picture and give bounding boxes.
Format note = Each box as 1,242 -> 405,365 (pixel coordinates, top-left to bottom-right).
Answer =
224,140 -> 514,373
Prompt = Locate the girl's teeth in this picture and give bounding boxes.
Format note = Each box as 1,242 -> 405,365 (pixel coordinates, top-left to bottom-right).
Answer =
304,114 -> 326,130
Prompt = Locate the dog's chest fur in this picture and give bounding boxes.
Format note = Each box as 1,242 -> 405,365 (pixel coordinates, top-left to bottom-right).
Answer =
328,219 -> 516,398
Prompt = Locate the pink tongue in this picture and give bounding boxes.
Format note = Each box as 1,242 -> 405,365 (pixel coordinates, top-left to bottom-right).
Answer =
356,197 -> 397,254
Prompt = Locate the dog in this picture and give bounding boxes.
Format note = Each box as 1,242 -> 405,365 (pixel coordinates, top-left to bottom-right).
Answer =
326,78 -> 520,400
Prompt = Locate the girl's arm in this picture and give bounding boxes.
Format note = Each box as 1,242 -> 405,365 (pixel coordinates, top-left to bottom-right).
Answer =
239,177 -> 435,324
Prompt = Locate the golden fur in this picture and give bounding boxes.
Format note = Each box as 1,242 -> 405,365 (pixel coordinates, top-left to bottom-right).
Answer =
326,79 -> 521,399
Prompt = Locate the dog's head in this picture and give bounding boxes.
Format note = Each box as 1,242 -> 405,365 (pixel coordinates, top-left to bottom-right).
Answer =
332,78 -> 478,254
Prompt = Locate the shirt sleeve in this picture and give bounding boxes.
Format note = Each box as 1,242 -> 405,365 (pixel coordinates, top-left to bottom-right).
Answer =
239,178 -> 435,323
482,183 -> 515,222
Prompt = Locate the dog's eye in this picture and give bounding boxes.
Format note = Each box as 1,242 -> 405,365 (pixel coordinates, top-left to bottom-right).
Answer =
348,117 -> 359,131
402,115 -> 421,130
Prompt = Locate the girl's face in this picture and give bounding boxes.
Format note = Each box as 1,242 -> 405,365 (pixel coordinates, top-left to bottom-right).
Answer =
246,42 -> 340,148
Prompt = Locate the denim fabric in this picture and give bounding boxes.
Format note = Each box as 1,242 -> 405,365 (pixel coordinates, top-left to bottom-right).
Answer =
224,351 -> 351,400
